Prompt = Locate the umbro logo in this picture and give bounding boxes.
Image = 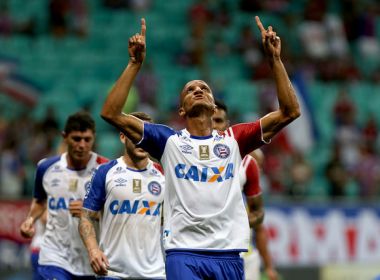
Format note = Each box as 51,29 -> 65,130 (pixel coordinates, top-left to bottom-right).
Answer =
114,178 -> 128,187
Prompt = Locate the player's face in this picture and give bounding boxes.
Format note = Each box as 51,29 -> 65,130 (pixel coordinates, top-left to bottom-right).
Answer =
64,129 -> 95,162
212,108 -> 229,130
179,80 -> 215,116
120,133 -> 149,160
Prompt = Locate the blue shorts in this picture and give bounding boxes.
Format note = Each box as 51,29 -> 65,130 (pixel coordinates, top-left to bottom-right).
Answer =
96,277 -> 163,280
165,250 -> 244,280
38,265 -> 96,280
31,252 -> 43,280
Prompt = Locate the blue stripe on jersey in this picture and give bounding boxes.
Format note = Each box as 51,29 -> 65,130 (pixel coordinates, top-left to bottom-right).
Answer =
83,160 -> 117,211
189,134 -> 213,140
126,167 -> 147,172
33,155 -> 61,200
137,123 -> 176,161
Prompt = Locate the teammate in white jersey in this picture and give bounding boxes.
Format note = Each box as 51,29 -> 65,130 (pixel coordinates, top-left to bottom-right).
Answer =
79,112 -> 166,279
30,211 -> 46,280
20,111 -> 108,280
100,16 -> 299,280
212,100 -> 278,280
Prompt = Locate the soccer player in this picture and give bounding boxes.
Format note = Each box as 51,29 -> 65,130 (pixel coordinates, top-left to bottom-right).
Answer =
212,99 -> 278,280
101,16 -> 299,280
79,112 -> 166,279
30,211 -> 47,280
20,111 -> 108,280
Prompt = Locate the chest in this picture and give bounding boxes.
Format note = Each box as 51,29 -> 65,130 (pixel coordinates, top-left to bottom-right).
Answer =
170,135 -> 237,163
43,168 -> 94,199
106,169 -> 165,203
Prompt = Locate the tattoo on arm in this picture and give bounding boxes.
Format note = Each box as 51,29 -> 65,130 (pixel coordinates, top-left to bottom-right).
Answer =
79,209 -> 99,242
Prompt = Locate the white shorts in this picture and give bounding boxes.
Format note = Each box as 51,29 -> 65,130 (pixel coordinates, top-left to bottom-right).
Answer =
242,250 -> 260,280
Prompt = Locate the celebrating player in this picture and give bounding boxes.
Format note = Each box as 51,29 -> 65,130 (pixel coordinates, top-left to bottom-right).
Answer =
212,99 -> 278,280
100,16 -> 299,280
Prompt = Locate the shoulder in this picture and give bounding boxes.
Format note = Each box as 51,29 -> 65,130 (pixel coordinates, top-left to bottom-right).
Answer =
242,155 -> 260,179
97,159 -> 118,173
145,123 -> 177,135
37,155 -> 61,171
230,120 -> 261,136
242,154 -> 258,167
95,154 -> 109,165
153,162 -> 164,175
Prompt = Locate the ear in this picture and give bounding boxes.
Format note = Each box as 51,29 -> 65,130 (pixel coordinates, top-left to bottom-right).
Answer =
119,133 -> 126,144
178,106 -> 185,117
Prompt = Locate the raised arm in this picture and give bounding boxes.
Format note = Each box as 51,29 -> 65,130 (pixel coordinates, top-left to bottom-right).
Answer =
101,18 -> 147,143
255,16 -> 300,142
79,209 -> 109,275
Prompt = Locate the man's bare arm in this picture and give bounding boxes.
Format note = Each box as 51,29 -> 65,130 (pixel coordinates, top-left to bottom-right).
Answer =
79,209 -> 100,252
101,18 -> 147,143
79,209 -> 109,275
20,198 -> 47,238
255,16 -> 300,142
246,194 -> 264,229
255,224 -> 278,280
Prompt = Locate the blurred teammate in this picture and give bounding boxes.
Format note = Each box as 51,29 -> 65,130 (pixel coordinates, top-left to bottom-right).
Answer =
212,99 -> 278,280
20,111 -> 108,280
30,142 -> 65,279
101,17 -> 299,280
79,112 -> 166,279
29,211 -> 46,280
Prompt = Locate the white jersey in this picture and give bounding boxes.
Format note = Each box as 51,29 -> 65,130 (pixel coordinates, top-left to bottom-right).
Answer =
30,219 -> 45,252
33,152 -> 108,276
138,121 -> 265,252
83,157 -> 166,279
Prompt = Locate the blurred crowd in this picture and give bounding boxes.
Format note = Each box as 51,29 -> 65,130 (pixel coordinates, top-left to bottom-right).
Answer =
0,107 -> 59,198
1,0 -> 380,200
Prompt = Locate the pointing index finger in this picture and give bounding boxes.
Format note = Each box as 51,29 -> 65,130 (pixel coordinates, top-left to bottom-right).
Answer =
255,16 -> 265,32
141,18 -> 146,37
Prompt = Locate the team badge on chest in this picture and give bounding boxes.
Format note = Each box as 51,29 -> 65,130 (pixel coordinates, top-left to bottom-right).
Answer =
133,179 -> 142,193
148,181 -> 162,196
199,145 -> 210,160
69,178 -> 78,192
213,144 -> 230,159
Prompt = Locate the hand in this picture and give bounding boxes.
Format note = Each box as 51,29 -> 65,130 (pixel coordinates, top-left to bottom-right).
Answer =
89,248 -> 109,276
266,267 -> 279,280
128,18 -> 146,64
69,199 -> 83,218
20,216 -> 35,238
255,16 -> 281,59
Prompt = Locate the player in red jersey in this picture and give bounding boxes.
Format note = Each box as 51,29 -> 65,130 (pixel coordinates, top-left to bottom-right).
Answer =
212,99 -> 278,280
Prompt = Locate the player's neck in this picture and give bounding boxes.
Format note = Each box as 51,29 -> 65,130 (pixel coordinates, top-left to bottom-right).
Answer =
122,155 -> 149,170
186,115 -> 213,137
66,154 -> 91,170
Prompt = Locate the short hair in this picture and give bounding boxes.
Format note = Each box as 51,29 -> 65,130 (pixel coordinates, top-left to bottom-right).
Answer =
130,111 -> 153,123
63,111 -> 96,134
214,99 -> 228,114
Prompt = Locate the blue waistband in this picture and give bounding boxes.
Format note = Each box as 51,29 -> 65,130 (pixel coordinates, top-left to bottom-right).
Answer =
166,249 -> 243,259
